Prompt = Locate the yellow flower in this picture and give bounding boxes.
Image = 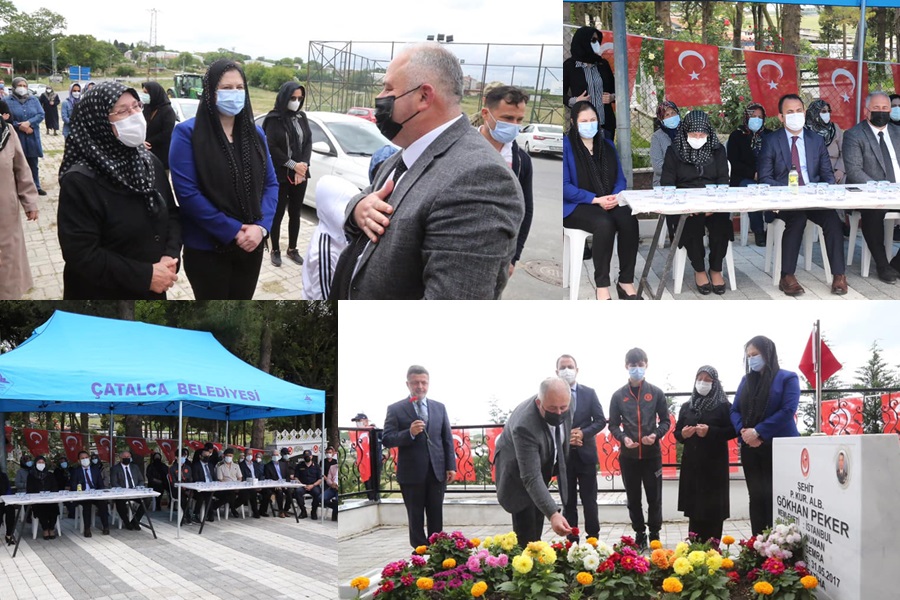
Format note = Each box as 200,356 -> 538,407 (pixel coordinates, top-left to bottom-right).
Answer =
648,52 -> 656,60
470,537 -> 481,548
483,536 -> 493,547
442,558 -> 457,569
753,581 -> 774,595
512,554 -> 533,574
673,557 -> 694,576
576,572 -> 594,586
662,577 -> 684,593
706,553 -> 723,573
417,577 -> 434,590
722,535 -> 735,545
415,545 -> 427,555
500,533 -> 517,551
649,539 -> 663,550
722,558 -> 735,570
586,537 -> 598,547
674,542 -> 690,558
350,577 -> 370,591
471,581 -> 488,597
801,575 -> 818,589
688,550 -> 707,566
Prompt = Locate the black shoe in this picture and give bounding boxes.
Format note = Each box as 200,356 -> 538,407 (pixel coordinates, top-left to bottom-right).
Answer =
102,527 -> 109,535
131,520 -> 142,531
49,532 -> 57,540
299,510 -> 308,520
695,272 -> 712,295
253,512 -> 261,519
649,531 -> 660,543
876,264 -> 899,284
710,273 -> 726,295
123,521 -> 134,530
310,510 -> 318,520
230,508 -> 240,519
271,249 -> 282,267
37,189 -> 47,196
207,512 -> 216,522
43,533 -> 50,540
259,512 -> 269,517
5,535 -> 14,546
753,231 -> 767,247
286,248 -> 303,265
615,282 -> 641,300
83,527 -> 92,538
635,532 -> 648,552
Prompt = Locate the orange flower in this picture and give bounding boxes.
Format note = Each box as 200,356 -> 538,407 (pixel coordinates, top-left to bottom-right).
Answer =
649,539 -> 663,550
417,577 -> 434,590
753,581 -> 774,595
801,575 -> 818,589
722,535 -> 735,545
471,581 -> 488,597
586,537 -> 598,547
662,577 -> 684,593
576,572 -> 593,586
722,558 -> 735,570
442,558 -> 456,569
415,545 -> 427,555
651,548 -> 671,569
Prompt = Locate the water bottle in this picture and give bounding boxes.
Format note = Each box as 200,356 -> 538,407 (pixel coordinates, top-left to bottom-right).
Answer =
788,167 -> 799,194
76,483 -> 82,492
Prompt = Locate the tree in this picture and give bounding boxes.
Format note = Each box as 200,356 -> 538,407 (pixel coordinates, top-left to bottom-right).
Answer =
487,397 -> 511,424
853,341 -> 898,433
655,2 -> 672,37
2,8 -> 66,70
781,5 -> 802,56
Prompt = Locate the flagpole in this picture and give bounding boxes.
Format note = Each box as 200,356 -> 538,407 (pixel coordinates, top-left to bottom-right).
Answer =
612,0 -> 633,188
855,0 -> 867,125
815,320 -> 822,434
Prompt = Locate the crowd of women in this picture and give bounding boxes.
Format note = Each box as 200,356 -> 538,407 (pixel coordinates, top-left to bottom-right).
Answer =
563,25 -> 900,299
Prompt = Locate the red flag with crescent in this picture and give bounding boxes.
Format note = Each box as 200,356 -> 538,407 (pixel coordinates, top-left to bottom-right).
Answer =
156,439 -> 177,463
184,440 -> 205,451
93,435 -> 113,463
23,428 -> 50,457
882,392 -> 900,435
799,332 -> 843,388
598,31 -> 643,95
664,40 -> 721,106
821,398 -> 864,435
744,51 -> 799,117
4,425 -> 12,453
660,414 -> 678,477
349,430 -> 371,482
485,427 -> 503,482
727,438 -> 740,474
817,58 -> 869,130
451,429 -> 475,482
125,437 -> 151,457
211,442 -> 223,452
61,432 -> 86,462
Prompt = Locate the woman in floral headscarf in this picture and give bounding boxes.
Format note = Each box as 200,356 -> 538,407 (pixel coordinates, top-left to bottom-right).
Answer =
660,110 -> 731,295
727,103 -> 770,246
674,365 -> 736,543
650,100 -> 681,188
805,99 -> 845,184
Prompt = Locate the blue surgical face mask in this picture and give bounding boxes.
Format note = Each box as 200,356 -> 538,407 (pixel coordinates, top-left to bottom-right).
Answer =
179,456 -> 187,464
577,121 -> 598,139
748,117 -> 764,132
628,366 -> 645,382
216,89 -> 246,116
590,41 -> 601,55
60,462 -> 68,469
663,115 -> 680,129
748,354 -> 765,372
487,111 -> 519,144
26,460 -> 33,468
891,106 -> 900,122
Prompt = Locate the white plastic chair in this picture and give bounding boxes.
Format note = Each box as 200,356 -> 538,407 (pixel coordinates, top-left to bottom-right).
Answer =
29,505 -> 63,539
847,211 -> 900,277
764,220 -> 832,285
562,227 -> 590,301
673,240 -> 737,294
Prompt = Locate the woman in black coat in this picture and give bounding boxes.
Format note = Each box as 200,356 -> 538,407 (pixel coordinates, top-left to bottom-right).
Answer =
727,103 -> 769,247
1,469 -> 16,545
146,452 -> 170,511
57,81 -> 182,299
25,455 -> 60,540
674,365 -> 736,543
141,81 -> 177,170
39,87 -> 61,134
661,110 -> 732,295
564,26 -> 616,139
262,82 -> 312,267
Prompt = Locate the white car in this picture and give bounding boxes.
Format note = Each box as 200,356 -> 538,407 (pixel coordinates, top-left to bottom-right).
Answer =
255,111 -> 395,209
28,83 -> 48,96
516,123 -> 564,156
170,98 -> 200,122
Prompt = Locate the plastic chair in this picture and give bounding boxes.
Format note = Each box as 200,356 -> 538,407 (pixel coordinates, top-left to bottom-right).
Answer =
847,211 -> 900,277
672,240 -> 737,294
30,506 -> 63,539
74,503 -> 99,534
764,220 -> 832,285
562,227 -> 590,301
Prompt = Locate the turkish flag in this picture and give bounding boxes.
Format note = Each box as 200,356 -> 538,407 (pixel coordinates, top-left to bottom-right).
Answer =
23,428 -> 50,457
882,392 -> 900,435
4,425 -> 12,453
599,31 -> 643,95
798,332 -> 842,387
821,398 -> 864,435
744,51 -> 799,117
817,58 -> 868,130
230,444 -> 246,453
61,432 -> 86,462
93,435 -> 113,463
349,430 -> 371,483
126,437 -> 152,457
156,439 -> 177,463
727,438 -> 740,474
660,414 -> 678,477
664,40 -> 721,106
184,440 -> 205,451
892,64 -> 900,95
451,429 -> 475,482
485,427 -> 503,483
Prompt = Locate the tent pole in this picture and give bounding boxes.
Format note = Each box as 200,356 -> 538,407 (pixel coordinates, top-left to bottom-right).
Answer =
177,400 -> 183,540
0,412 -> 6,475
109,409 -> 114,466
612,0 -> 633,188
320,413 -> 325,525
855,0 -> 866,124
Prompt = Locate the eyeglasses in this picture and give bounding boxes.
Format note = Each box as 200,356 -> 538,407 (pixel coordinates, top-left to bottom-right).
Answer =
820,109 -> 831,114
109,101 -> 144,119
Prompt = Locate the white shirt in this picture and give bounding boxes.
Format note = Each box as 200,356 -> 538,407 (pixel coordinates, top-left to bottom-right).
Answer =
120,464 -> 134,488
546,422 -> 560,466
392,115 -> 464,180
784,128 -> 810,184
868,121 -> 900,183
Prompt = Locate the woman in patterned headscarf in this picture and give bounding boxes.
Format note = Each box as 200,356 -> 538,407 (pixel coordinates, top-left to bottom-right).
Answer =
57,81 -> 181,299
674,365 -> 736,544
727,103 -> 770,246
651,100 -> 680,188
563,26 -> 616,139
660,110 -> 732,295
805,99 -> 845,184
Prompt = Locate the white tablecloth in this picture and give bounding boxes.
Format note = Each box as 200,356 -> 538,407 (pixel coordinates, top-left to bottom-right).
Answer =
175,480 -> 304,492
0,488 -> 159,506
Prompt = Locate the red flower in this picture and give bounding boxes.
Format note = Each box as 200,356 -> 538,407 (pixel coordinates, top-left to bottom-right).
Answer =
571,527 -> 580,536
621,536 -> 635,546
381,580 -> 395,592
762,558 -> 786,576
400,574 -> 414,586
727,571 -> 741,584
724,19 -> 731,26
747,568 -> 760,581
739,96 -> 745,101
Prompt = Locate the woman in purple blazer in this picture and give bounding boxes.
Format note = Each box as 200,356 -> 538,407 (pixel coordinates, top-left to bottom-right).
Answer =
730,335 -> 800,535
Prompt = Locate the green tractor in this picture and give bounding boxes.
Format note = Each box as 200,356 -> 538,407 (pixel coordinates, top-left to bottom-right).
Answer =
167,73 -> 203,99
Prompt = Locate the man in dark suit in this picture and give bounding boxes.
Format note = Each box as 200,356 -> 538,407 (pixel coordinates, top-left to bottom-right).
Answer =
169,448 -> 195,525
842,91 -> 900,281
239,449 -> 266,518
495,378 -> 573,545
262,448 -> 292,518
758,93 -> 847,296
557,354 -> 607,542
69,450 -> 110,536
191,445 -> 222,522
331,43 -> 524,299
110,450 -> 147,531
382,365 -> 455,548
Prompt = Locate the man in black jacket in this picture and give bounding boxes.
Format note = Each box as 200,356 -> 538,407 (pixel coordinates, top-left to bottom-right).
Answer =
294,450 -> 323,519
69,450 -> 111,536
557,354 -> 607,542
608,348 -> 670,550
263,448 -> 293,517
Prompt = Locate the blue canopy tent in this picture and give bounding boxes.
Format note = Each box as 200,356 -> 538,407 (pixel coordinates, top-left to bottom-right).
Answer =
569,0 -> 895,185
0,310 -> 328,534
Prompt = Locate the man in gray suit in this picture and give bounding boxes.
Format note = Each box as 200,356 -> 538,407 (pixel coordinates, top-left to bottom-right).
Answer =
495,378 -> 573,545
110,450 -> 147,531
331,43 -> 525,299
843,91 -> 900,282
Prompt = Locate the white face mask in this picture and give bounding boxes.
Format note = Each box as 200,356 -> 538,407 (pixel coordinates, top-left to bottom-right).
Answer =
15,86 -> 28,97
590,41 -> 601,55
72,91 -> 81,99
695,380 -> 713,396
325,453 -> 334,460
784,112 -> 805,132
557,367 -> 577,386
224,456 -> 233,463
687,136 -> 708,150
36,463 -> 46,471
80,458 -> 90,467
138,92 -> 151,104
287,99 -> 301,112
112,112 -> 147,148
179,457 -> 187,464
255,457 -> 262,463
820,112 -> 831,124
273,456 -> 280,462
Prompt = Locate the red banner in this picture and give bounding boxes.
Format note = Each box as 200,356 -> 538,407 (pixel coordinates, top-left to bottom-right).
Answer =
664,40 -> 721,106
212,442 -> 223,452
451,429 -> 475,482
23,428 -> 50,457
727,438 -> 740,474
349,430 -> 372,483
93,435 -> 113,463
818,58 -> 869,131
485,427 -> 504,483
599,31 -> 643,95
126,437 -> 152,457
4,425 -> 11,453
388,447 -> 399,471
156,439 -> 177,463
660,414 -> 678,477
744,50 -> 799,117
184,440 -> 205,451
596,430 -> 621,477
893,64 -> 900,95
821,398 -> 864,435
61,432 -> 86,463
799,333 -> 842,387
882,392 -> 900,435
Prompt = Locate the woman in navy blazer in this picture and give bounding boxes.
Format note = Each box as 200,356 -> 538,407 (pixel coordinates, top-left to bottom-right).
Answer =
730,335 -> 800,535
563,101 -> 638,300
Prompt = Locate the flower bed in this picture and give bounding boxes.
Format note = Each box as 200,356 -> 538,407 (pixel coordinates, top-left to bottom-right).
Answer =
351,523 -> 819,599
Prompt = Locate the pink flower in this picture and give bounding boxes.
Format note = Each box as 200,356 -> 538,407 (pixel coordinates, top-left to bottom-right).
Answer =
400,574 -> 414,586
497,554 -> 509,567
739,96 -> 745,101
467,556 -> 482,573
762,558 -> 786,576
411,556 -> 426,567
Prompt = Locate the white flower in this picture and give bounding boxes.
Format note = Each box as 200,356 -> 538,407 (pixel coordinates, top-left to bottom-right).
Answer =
648,52 -> 656,60
583,554 -> 600,570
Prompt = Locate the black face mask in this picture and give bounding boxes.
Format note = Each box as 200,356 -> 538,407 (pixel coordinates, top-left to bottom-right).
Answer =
542,409 -> 566,427
374,85 -> 422,141
870,111 -> 891,128
121,458 -> 132,466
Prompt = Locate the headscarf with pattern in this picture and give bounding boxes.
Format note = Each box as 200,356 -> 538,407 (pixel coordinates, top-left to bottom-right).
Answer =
656,100 -> 680,141
673,109 -> 720,167
689,365 -> 729,413
805,99 -> 836,147
741,103 -> 767,157
0,99 -> 12,152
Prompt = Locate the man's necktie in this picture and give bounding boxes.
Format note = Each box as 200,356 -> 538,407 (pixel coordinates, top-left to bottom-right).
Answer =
415,399 -> 428,425
791,136 -> 805,185
125,466 -> 134,488
553,424 -> 563,475
84,468 -> 93,489
570,388 -> 577,416
879,132 -> 896,183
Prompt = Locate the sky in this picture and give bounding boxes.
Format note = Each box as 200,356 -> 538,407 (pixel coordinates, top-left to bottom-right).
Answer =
338,301 -> 900,428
